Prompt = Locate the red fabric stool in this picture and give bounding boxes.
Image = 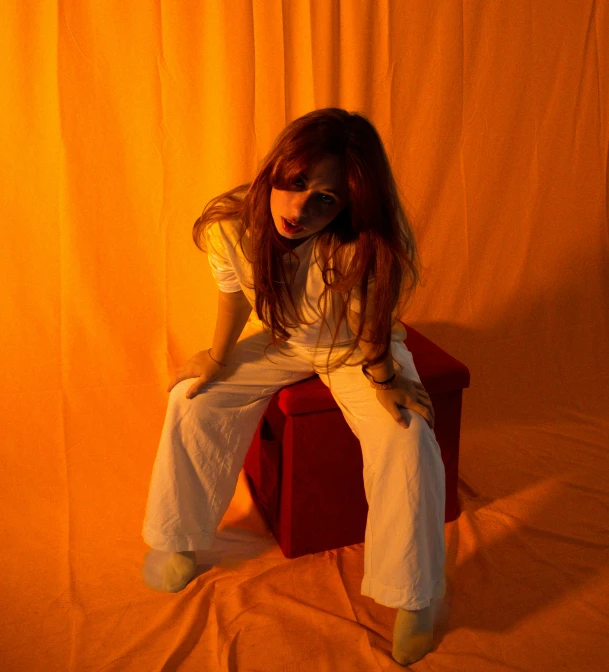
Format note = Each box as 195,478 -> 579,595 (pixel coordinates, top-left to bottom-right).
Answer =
243,323 -> 470,559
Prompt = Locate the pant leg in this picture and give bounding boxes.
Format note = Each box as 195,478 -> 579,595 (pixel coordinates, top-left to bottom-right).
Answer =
314,339 -> 446,611
142,328 -> 315,553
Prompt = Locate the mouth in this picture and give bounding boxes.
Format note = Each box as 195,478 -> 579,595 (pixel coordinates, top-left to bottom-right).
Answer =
281,217 -> 305,234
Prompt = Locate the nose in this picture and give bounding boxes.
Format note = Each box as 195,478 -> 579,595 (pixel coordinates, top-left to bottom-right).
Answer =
289,192 -> 312,222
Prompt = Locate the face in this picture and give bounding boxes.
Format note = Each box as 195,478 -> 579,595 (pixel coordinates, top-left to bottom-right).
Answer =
270,154 -> 348,248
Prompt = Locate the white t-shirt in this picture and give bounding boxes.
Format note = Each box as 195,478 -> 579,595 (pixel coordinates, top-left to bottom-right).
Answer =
204,219 -> 406,348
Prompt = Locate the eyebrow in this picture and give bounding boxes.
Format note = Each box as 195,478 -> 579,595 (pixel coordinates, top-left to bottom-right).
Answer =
301,173 -> 341,198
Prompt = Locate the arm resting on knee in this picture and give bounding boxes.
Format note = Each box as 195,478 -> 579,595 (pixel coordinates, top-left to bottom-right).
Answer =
209,289 -> 253,364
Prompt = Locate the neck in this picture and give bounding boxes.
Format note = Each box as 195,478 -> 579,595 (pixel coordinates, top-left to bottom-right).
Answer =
282,234 -> 315,250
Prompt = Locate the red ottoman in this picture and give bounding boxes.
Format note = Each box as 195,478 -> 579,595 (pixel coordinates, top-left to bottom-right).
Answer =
243,323 -> 470,559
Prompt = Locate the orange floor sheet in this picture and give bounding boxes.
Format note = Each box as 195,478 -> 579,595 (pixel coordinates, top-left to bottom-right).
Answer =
3,386 -> 609,671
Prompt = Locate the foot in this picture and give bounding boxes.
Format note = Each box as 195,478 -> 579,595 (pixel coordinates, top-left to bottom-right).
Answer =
392,602 -> 435,666
141,549 -> 197,593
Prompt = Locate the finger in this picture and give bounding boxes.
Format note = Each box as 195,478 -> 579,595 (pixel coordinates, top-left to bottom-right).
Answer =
420,397 -> 434,415
411,382 -> 430,398
404,393 -> 431,413
420,399 -> 433,416
419,403 -> 434,428
186,375 -> 212,399
394,407 -> 409,429
417,392 -> 433,410
185,382 -> 201,399
398,404 -> 433,430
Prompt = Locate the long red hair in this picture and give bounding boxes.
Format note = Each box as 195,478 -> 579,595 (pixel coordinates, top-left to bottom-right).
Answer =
193,108 -> 423,373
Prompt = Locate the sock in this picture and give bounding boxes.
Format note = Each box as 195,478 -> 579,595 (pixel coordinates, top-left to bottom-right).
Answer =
141,549 -> 197,593
392,601 -> 436,666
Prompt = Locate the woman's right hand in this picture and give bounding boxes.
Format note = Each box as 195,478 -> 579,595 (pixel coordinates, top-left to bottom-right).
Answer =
167,350 -> 226,399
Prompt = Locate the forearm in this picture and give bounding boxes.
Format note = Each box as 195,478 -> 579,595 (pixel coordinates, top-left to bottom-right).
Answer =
348,307 -> 395,381
358,338 -> 395,381
210,289 -> 253,363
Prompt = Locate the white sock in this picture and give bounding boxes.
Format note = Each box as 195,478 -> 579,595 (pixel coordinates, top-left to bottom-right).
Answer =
141,550 -> 197,593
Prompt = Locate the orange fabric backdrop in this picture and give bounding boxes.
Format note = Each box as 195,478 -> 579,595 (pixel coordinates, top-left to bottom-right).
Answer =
2,1 -> 608,670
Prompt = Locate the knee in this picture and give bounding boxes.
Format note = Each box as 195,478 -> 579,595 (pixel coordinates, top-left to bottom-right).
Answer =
169,378 -> 196,398
401,410 -> 443,466
398,408 -> 427,437
387,409 -> 437,455
166,378 -> 198,413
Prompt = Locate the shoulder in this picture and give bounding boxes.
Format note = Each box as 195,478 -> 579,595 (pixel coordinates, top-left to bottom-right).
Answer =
205,218 -> 246,253
206,217 -> 241,241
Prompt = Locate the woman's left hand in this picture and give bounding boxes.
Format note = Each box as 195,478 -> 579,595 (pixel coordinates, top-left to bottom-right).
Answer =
375,377 -> 435,430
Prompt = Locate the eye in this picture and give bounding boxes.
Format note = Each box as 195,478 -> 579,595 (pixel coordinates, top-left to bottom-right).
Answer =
293,178 -> 335,205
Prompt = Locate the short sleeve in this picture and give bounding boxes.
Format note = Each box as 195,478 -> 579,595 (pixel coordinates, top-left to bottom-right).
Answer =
205,221 -> 242,293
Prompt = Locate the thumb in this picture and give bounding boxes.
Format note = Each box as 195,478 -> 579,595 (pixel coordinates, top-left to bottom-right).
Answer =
396,409 -> 409,429
185,379 -> 204,399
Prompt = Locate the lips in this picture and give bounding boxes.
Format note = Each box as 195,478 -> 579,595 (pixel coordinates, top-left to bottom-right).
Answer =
281,217 -> 305,234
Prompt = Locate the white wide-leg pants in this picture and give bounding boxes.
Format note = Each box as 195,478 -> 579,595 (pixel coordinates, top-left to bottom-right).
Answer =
142,327 -> 446,610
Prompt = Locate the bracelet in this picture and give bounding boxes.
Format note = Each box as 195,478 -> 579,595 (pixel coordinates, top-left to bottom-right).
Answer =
208,349 -> 227,367
362,367 -> 399,390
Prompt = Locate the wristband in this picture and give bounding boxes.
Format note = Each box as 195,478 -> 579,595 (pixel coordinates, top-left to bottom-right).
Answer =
208,349 -> 227,367
362,367 -> 399,390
